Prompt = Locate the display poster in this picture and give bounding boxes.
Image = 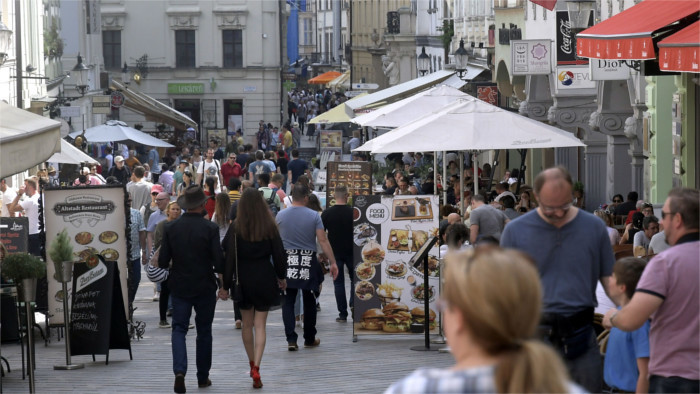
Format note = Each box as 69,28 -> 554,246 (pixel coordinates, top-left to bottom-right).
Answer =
325,161 -> 372,209
227,115 -> 243,135
0,217 -> 29,253
352,195 -> 440,336
556,10 -> 593,66
319,130 -> 342,170
44,186 -> 129,325
207,129 -> 227,144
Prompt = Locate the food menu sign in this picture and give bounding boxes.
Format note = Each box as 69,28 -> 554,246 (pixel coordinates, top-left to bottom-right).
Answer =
0,217 -> 29,253
352,195 -> 440,336
325,161 -> 372,209
44,186 -> 129,325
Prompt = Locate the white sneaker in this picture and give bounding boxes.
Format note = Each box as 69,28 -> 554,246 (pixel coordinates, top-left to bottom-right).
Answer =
153,292 -> 160,301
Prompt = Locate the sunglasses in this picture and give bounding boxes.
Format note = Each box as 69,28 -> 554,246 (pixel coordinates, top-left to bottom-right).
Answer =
661,210 -> 676,220
151,192 -> 158,196
613,199 -> 622,203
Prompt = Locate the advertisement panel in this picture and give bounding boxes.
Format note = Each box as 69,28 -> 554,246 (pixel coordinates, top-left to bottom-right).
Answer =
590,59 -> 632,81
319,130 -> 342,170
0,217 -> 29,253
352,195 -> 440,336
511,40 -> 552,75
556,10 -> 593,66
325,161 -> 372,209
44,185 -> 129,325
554,66 -> 597,93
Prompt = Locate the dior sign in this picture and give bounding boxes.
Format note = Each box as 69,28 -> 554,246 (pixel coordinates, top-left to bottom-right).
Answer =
590,59 -> 631,81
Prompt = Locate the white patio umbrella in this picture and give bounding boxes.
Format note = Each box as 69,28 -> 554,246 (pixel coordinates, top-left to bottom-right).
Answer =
351,85 -> 468,128
48,139 -> 99,165
68,120 -> 174,147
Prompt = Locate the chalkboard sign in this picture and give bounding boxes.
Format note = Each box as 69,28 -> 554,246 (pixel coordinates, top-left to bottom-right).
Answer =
0,217 -> 29,253
70,258 -> 131,363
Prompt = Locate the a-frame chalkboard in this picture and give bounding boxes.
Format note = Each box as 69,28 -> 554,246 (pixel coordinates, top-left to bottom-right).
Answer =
70,258 -> 132,364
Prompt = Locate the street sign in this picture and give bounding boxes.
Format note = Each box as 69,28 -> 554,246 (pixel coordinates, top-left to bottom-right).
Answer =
345,90 -> 367,97
92,96 -> 111,114
351,83 -> 379,90
59,106 -> 81,118
282,72 -> 296,81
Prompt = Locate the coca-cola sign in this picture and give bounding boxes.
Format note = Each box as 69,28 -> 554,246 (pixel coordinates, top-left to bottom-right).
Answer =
556,11 -> 592,66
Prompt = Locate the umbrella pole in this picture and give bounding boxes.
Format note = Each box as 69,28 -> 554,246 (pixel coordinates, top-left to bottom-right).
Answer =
515,149 -> 527,196
433,151 -> 437,196
474,152 -> 479,197
442,152 -> 447,206
459,153 -> 464,216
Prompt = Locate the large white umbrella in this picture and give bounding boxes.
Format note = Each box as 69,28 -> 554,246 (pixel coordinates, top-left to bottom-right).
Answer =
361,97 -> 586,154
48,139 -> 99,165
68,120 -> 174,147
351,85 -> 468,128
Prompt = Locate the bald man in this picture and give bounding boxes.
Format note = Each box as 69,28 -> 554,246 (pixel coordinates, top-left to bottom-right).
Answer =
500,166 -> 614,392
147,192 -> 171,254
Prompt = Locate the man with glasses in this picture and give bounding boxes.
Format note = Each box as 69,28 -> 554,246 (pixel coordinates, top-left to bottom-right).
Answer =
220,153 -> 242,188
603,188 -> 699,393
501,166 -> 614,393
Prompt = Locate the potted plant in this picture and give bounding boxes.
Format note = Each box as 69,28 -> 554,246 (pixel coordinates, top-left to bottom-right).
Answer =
48,229 -> 75,283
1,253 -> 46,302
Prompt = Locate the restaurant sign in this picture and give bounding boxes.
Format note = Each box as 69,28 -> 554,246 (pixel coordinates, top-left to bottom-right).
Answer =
167,83 -> 205,95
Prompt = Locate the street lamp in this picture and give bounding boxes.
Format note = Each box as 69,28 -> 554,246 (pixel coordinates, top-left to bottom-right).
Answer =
0,14 -> 11,66
417,46 -> 430,76
72,53 -> 89,96
121,62 -> 130,87
453,39 -> 469,79
566,0 -> 594,41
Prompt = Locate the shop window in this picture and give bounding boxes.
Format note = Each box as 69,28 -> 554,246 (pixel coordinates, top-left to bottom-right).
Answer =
223,30 -> 243,68
103,30 -> 121,70
176,30 -> 196,68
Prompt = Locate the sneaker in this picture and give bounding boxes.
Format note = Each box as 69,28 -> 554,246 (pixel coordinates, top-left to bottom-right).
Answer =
188,323 -> 195,329
316,304 -> 321,312
287,342 -> 298,351
235,320 -> 242,329
159,320 -> 171,328
335,316 -> 347,322
304,338 -> 321,347
153,292 -> 160,302
197,379 -> 212,388
174,373 -> 186,393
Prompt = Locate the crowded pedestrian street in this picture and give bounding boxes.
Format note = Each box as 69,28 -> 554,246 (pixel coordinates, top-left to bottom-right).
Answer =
1,0 -> 699,393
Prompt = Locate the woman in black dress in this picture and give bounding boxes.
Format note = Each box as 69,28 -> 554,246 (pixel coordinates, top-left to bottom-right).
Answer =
221,188 -> 287,389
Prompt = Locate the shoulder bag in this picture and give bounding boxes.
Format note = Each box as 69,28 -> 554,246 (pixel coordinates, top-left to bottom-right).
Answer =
231,234 -> 243,302
146,246 -> 169,283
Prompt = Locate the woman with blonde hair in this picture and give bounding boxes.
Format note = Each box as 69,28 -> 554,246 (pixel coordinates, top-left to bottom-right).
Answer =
386,249 -> 581,393
221,188 -> 287,389
211,192 -> 231,244
594,209 -> 620,246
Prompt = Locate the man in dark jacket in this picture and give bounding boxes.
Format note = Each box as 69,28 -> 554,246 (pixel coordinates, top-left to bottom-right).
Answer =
159,185 -> 225,393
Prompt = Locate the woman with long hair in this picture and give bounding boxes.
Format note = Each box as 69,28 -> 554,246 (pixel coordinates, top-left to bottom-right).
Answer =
177,170 -> 194,196
221,188 -> 287,389
191,147 -> 203,171
211,192 -> 231,244
386,249 -> 579,393
515,190 -> 537,212
153,201 -> 183,328
203,176 -> 217,219
594,209 -> 621,246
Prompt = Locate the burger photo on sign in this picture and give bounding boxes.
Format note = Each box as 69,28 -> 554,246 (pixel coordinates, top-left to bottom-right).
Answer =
360,308 -> 385,331
382,302 -> 412,333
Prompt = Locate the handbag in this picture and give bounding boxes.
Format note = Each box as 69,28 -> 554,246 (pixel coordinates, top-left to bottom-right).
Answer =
231,235 -> 243,303
146,246 -> 169,283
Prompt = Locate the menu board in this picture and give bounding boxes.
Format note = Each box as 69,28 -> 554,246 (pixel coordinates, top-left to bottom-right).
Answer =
0,217 -> 29,253
325,161 -> 372,209
352,195 -> 440,336
319,130 -> 342,170
44,185 -> 129,325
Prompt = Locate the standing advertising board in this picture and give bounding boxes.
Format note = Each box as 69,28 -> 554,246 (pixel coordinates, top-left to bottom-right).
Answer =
352,195 -> 440,336
44,185 -> 129,325
0,217 -> 29,253
319,130 -> 342,170
325,161 -> 372,209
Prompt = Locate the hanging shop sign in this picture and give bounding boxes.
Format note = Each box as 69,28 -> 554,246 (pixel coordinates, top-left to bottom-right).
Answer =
511,40 -> 552,75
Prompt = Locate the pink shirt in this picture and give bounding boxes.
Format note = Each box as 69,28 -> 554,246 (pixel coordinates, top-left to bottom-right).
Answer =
73,175 -> 103,186
268,183 -> 286,201
636,239 -> 700,379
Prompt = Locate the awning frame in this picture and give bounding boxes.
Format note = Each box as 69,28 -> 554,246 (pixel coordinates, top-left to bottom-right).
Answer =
111,80 -> 198,130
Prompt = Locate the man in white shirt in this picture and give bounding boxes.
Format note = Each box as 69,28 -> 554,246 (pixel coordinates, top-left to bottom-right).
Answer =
1,178 -> 18,217
127,166 -> 154,211
7,178 -> 42,256
196,148 -> 223,193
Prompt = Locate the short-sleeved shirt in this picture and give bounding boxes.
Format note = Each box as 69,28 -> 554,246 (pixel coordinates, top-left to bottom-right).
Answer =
648,231 -> 670,254
321,204 -> 353,260
470,204 -> 509,241
633,230 -> 650,251
500,210 -> 615,315
604,312 -> 650,392
1,187 -> 17,217
19,193 -> 41,234
287,159 -> 308,184
129,208 -> 146,260
172,170 -> 184,192
197,160 -> 222,192
148,149 -> 161,174
147,209 -> 167,233
159,171 -> 174,194
635,238 -> 700,380
127,180 -> 153,212
259,187 -> 282,210
249,161 -> 272,187
276,206 -> 323,251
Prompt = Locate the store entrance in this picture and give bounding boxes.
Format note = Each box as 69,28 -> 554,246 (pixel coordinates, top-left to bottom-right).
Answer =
174,99 -> 201,143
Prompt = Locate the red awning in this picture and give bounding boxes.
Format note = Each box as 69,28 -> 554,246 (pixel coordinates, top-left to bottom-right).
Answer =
576,0 -> 699,60
529,0 -> 557,11
659,21 -> 699,72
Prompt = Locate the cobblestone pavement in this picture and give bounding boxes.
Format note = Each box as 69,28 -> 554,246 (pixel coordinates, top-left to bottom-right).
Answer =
1,273 -> 452,393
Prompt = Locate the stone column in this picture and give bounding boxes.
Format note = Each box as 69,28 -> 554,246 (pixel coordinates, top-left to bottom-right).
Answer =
548,95 -> 596,189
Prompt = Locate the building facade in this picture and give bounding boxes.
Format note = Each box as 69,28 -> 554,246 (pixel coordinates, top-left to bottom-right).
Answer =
100,0 -> 283,143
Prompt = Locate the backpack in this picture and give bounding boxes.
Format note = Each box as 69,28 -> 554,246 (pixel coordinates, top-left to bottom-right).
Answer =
199,160 -> 220,187
262,188 -> 279,217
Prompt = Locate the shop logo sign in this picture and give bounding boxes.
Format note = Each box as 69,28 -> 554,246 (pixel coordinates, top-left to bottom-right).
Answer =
53,194 -> 115,227
558,70 -> 575,86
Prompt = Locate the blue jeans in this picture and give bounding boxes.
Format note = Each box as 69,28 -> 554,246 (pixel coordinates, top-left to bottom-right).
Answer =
128,259 -> 141,305
649,375 -> 700,393
333,258 -> 354,319
171,292 -> 217,382
282,288 -> 317,344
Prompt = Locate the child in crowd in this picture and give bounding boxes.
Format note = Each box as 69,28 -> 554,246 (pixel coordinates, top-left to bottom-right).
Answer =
604,257 -> 650,393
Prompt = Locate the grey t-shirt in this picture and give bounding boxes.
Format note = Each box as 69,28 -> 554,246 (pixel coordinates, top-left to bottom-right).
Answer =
648,231 -> 670,254
500,209 -> 615,315
633,230 -> 650,250
276,205 -> 323,251
470,204 -> 509,241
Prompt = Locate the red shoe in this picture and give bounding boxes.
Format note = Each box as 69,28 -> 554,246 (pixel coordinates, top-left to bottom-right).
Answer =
251,366 -> 263,389
249,360 -> 255,377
